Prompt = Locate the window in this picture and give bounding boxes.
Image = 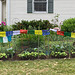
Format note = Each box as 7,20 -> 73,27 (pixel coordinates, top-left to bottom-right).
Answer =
27,0 -> 53,13
33,0 -> 48,13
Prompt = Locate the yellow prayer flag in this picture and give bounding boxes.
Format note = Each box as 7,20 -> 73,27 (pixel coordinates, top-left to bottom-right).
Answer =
71,33 -> 75,38
35,30 -> 42,35
0,32 -> 6,37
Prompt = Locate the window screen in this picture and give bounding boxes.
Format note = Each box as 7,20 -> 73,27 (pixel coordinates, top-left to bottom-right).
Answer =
34,0 -> 47,12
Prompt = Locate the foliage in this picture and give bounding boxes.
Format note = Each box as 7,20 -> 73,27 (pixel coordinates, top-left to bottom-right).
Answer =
12,20 -> 53,30
61,18 -> 75,32
0,21 -> 6,31
51,14 -> 60,26
18,51 -> 46,59
51,51 -> 67,57
0,53 -> 7,58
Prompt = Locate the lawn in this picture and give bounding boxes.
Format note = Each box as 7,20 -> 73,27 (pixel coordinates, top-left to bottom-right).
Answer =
0,59 -> 75,75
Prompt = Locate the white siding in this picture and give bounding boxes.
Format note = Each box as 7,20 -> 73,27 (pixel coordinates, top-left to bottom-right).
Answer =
8,0 -> 75,25
0,1 -> 2,23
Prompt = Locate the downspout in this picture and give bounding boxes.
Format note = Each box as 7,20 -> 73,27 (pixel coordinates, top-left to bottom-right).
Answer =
8,0 -> 10,26
0,0 -> 2,22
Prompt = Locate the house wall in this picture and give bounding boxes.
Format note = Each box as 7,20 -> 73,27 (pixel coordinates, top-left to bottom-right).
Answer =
0,1 -> 2,23
9,0 -> 75,25
2,1 -> 6,21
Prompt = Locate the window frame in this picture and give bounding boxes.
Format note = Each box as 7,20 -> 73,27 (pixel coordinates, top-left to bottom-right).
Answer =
32,0 -> 48,13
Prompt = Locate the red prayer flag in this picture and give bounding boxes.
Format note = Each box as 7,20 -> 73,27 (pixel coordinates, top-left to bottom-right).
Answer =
57,31 -> 64,36
20,29 -> 28,34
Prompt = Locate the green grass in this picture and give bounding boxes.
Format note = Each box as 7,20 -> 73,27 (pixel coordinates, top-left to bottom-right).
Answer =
0,59 -> 75,75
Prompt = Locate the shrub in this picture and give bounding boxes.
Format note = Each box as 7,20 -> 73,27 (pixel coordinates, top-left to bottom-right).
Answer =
12,20 -> 53,30
61,18 -> 75,32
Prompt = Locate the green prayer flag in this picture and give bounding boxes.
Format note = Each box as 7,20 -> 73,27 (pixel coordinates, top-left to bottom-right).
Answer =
28,30 -> 35,34
0,37 -> 3,43
64,32 -> 71,37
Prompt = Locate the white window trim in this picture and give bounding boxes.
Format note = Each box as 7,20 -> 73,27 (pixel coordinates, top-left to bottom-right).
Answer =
32,0 -> 48,13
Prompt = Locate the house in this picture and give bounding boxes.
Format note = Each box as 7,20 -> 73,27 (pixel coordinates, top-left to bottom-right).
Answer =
0,0 -> 75,26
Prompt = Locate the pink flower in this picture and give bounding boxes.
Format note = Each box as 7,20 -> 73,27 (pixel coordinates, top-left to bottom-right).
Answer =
1,21 -> 4,24
0,23 -> 1,25
1,21 -> 6,26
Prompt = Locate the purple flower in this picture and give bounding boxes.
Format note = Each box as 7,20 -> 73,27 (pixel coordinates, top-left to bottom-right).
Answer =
1,21 -> 6,26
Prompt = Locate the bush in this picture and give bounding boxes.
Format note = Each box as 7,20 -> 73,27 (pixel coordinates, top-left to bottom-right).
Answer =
12,20 -> 53,30
61,18 -> 75,32
18,51 -> 46,60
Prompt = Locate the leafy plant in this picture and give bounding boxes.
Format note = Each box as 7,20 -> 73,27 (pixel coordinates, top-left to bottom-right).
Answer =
61,18 -> 75,32
0,53 -> 7,58
51,51 -> 67,57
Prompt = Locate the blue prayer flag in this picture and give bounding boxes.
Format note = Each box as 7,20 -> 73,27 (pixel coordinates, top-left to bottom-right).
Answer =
6,31 -> 13,36
42,30 -> 50,36
7,36 -> 12,42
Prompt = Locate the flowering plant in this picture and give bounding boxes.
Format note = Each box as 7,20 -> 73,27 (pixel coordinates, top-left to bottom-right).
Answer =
0,21 -> 6,31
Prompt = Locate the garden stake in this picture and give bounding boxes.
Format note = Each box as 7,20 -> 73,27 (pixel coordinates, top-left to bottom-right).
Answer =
48,35 -> 49,56
38,35 -> 39,59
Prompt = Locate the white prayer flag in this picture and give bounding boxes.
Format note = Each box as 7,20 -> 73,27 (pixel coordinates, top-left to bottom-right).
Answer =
13,30 -> 20,35
3,37 -> 8,43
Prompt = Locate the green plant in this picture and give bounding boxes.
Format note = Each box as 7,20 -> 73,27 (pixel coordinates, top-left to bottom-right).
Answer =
51,51 -> 67,57
0,53 -> 7,58
12,20 -> 53,30
61,18 -> 75,32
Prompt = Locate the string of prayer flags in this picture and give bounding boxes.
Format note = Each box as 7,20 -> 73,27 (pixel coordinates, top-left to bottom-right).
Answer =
50,29 -> 57,32
6,31 -> 13,36
13,30 -> 20,35
42,30 -> 50,36
35,30 -> 42,35
64,32 -> 71,37
20,29 -> 28,34
71,32 -> 75,38
28,30 -> 35,34
57,31 -> 64,36
0,31 -> 6,37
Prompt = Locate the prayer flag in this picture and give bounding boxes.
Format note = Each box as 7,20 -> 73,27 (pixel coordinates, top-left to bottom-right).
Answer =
28,30 -> 35,34
50,29 -> 57,32
0,31 -> 6,37
6,31 -> 13,36
35,30 -> 42,35
64,32 -> 71,37
3,37 -> 8,43
13,30 -> 20,35
57,31 -> 64,36
20,29 -> 28,34
42,30 -> 50,36
7,36 -> 12,42
71,33 -> 75,38
0,37 -> 3,43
